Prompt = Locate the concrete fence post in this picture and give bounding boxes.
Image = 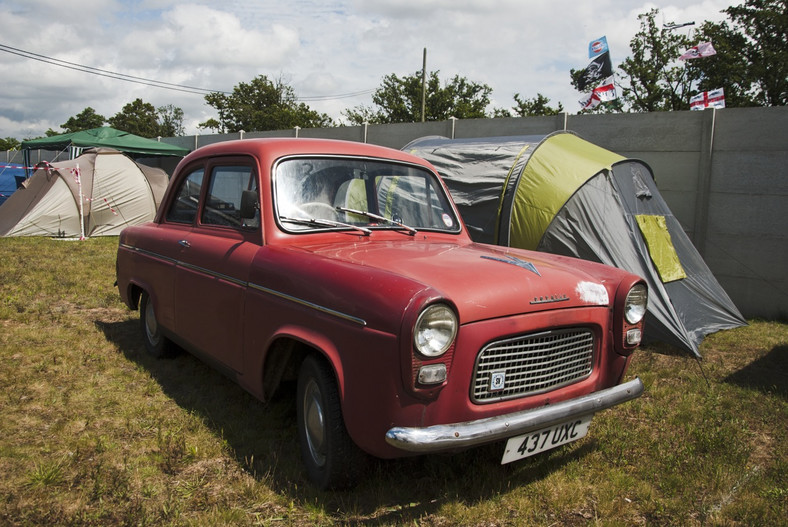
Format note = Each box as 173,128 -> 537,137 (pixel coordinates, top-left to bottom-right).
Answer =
693,108 -> 717,256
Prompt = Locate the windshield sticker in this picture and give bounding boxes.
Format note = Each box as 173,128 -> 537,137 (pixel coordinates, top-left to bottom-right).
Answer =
442,214 -> 454,228
576,281 -> 609,305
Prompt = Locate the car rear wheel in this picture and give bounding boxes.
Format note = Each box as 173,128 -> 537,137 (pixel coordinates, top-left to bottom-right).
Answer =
296,355 -> 366,489
140,291 -> 174,358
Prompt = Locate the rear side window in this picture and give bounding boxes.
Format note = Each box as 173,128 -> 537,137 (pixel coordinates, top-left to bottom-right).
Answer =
166,169 -> 204,224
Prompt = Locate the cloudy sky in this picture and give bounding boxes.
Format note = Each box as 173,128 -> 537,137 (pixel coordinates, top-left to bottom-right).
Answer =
1,0 -> 739,141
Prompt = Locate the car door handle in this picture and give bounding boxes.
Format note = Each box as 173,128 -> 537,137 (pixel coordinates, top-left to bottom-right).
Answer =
178,240 -> 191,248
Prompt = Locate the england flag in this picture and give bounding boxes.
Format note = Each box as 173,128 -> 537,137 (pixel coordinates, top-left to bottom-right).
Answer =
690,88 -> 725,110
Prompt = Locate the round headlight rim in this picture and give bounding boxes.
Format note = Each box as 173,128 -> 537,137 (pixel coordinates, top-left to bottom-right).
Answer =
624,283 -> 648,324
413,303 -> 458,358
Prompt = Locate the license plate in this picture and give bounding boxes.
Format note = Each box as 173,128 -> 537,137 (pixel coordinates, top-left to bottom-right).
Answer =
501,415 -> 593,464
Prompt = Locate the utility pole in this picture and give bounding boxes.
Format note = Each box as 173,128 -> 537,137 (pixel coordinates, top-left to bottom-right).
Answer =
421,48 -> 427,122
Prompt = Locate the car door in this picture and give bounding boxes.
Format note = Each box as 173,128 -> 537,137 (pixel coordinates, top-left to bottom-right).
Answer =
173,158 -> 261,373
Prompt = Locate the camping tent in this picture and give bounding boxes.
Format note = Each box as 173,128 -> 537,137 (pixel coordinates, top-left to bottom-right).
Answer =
0,148 -> 169,238
405,132 -> 746,357
21,126 -> 189,174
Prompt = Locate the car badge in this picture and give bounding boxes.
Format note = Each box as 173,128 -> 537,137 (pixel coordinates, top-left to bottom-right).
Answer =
490,371 -> 506,391
481,254 -> 541,276
531,294 -> 570,305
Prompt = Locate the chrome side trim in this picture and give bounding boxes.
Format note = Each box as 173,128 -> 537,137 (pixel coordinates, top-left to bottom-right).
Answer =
248,282 -> 367,327
179,261 -> 247,287
119,243 -> 178,265
385,377 -> 644,453
120,243 -> 366,327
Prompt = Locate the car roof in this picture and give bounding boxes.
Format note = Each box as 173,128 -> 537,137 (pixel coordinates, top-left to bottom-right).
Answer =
179,137 -> 432,169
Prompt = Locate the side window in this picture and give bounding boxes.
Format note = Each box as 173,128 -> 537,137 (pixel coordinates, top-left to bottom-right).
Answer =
166,169 -> 204,224
201,165 -> 259,229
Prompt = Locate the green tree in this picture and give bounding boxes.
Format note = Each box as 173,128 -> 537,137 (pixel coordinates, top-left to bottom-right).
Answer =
197,118 -> 223,133
343,71 -> 492,124
495,93 -> 564,117
203,75 -> 333,133
108,98 -> 160,137
0,137 -> 21,150
691,0 -> 787,107
615,9 -> 698,111
61,107 -> 106,133
157,104 -> 185,137
107,99 -> 186,137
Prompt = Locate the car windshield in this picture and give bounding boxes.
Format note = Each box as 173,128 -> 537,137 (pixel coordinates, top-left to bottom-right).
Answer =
274,157 -> 461,234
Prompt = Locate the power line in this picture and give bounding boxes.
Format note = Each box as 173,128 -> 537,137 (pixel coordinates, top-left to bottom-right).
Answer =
298,89 -> 375,101
0,43 -> 223,95
0,43 -> 375,102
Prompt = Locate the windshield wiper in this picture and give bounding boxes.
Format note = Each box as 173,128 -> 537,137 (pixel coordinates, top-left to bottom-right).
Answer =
336,207 -> 418,236
280,216 -> 372,236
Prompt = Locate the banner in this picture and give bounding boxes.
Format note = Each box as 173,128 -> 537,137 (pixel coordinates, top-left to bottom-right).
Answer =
579,77 -> 617,110
588,36 -> 609,59
578,51 -> 613,90
679,41 -> 717,60
690,88 -> 725,110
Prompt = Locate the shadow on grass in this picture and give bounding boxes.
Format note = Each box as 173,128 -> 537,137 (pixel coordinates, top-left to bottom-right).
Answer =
95,316 -> 592,523
723,344 -> 788,401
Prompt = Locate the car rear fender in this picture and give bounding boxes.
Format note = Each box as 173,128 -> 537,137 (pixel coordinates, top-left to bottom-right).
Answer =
123,278 -> 153,310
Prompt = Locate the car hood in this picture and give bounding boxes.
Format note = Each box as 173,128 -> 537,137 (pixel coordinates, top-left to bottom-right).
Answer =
275,238 -> 622,325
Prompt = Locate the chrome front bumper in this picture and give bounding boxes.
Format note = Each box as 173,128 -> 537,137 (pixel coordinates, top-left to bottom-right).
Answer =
385,377 -> 644,453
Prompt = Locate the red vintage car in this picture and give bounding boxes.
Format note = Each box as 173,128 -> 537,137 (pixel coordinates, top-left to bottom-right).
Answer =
116,138 -> 647,489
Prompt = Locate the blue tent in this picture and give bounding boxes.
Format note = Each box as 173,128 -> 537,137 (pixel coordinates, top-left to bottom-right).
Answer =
0,163 -> 26,206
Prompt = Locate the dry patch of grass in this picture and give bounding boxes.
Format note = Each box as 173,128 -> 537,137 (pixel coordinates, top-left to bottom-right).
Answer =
1,236 -> 786,525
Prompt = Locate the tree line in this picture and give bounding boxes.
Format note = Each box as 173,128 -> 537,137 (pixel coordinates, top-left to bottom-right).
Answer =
1,1 -> 783,151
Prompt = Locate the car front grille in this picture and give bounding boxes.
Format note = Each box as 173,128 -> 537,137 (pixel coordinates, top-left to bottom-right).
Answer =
472,328 -> 595,403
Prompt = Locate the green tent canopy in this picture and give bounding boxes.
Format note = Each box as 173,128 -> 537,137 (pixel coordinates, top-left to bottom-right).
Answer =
22,126 -> 189,158
405,132 -> 746,358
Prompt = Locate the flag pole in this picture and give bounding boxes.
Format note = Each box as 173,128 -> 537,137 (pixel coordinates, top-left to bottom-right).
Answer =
421,48 -> 427,123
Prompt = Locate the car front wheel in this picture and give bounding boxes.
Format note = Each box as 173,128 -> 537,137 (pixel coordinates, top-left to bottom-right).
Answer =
296,355 -> 366,489
139,291 -> 174,358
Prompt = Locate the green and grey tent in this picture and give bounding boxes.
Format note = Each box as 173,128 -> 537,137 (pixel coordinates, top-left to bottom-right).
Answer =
405,132 -> 746,357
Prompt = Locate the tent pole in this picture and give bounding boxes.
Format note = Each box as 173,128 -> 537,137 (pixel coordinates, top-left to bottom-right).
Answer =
76,164 -> 86,241
23,149 -> 30,179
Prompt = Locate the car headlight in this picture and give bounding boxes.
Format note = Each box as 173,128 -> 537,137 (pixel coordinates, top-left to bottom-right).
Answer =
414,304 -> 458,357
624,284 -> 648,324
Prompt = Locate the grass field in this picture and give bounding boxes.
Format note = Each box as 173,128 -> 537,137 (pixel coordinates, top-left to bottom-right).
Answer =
1,236 -> 786,526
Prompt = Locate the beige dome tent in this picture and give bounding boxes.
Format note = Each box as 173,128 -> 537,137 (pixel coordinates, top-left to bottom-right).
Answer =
0,148 -> 169,238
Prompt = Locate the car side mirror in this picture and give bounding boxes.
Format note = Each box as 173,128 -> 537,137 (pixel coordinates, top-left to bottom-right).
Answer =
240,190 -> 259,219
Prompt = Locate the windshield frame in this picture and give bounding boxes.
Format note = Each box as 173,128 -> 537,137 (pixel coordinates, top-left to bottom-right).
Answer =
272,154 -> 462,235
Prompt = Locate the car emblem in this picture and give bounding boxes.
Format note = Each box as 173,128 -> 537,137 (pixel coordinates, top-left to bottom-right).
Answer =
531,293 -> 570,305
481,255 -> 541,276
490,371 -> 506,391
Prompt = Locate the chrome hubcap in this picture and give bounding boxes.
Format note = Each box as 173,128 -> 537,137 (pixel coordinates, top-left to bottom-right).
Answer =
303,379 -> 326,467
144,300 -> 159,346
